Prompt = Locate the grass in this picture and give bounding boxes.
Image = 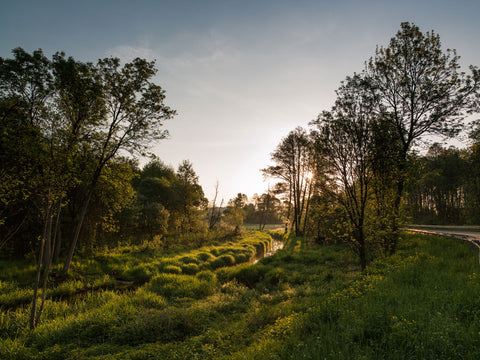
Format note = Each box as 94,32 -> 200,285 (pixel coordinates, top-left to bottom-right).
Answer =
0,231 -> 273,309
1,231 -> 480,359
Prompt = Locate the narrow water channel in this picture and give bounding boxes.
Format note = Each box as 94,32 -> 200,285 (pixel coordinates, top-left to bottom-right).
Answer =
253,240 -> 284,263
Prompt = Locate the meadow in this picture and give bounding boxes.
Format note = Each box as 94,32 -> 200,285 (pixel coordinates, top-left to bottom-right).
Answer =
1,230 -> 479,359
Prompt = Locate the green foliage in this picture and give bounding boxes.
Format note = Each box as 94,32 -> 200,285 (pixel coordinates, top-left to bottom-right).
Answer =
180,263 -> 199,275
262,127 -> 313,237
195,270 -> 216,282
209,254 -> 236,269
162,265 -> 183,274
216,263 -> 269,288
146,273 -> 216,300
406,143 -> 480,225
196,252 -> 215,263
2,209 -> 480,359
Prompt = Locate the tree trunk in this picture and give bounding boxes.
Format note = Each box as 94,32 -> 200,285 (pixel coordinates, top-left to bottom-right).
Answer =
30,204 -> 50,329
36,214 -> 53,326
389,159 -> 407,255
63,186 -> 94,274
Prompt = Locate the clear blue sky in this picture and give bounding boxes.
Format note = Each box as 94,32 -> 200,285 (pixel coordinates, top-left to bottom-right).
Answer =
1,0 -> 479,202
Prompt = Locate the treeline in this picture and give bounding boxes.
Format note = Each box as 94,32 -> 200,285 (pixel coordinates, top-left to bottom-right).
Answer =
406,140 -> 480,225
220,192 -> 284,234
263,23 -> 480,269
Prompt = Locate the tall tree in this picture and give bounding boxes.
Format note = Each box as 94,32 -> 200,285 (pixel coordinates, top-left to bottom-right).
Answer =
465,124 -> 480,223
263,127 -> 313,236
63,57 -> 176,273
312,73 -> 377,270
0,48 -> 81,328
1,48 -> 176,326
366,22 -> 479,253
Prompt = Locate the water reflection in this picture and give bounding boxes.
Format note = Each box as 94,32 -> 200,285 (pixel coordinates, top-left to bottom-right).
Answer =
253,240 -> 284,263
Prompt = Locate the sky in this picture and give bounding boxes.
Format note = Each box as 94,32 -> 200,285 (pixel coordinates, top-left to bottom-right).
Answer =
1,0 -> 479,202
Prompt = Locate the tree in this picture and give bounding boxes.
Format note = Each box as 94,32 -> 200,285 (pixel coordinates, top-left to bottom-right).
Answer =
366,22 -> 479,253
80,158 -> 138,248
1,48 -> 176,326
224,193 -> 247,234
263,127 -> 313,236
175,160 -> 207,233
312,73 -> 377,270
208,181 -> 223,231
256,191 -> 281,230
405,144 -> 467,224
464,126 -> 480,223
0,48 -> 77,328
0,49 -> 53,256
63,56 -> 176,274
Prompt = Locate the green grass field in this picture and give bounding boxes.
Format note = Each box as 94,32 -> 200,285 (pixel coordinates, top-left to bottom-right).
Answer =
1,231 -> 479,359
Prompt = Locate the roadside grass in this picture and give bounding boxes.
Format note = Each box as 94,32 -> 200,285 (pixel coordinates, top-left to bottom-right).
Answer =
227,234 -> 480,360
1,231 -> 479,359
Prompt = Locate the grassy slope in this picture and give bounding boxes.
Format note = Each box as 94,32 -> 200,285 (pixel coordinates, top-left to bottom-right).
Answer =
1,231 -> 480,359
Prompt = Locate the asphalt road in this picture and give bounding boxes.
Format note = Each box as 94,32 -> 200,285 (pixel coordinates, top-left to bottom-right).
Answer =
406,226 -> 480,242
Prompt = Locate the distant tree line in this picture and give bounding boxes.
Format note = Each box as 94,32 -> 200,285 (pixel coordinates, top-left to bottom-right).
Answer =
264,23 -> 479,269
405,138 -> 480,225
